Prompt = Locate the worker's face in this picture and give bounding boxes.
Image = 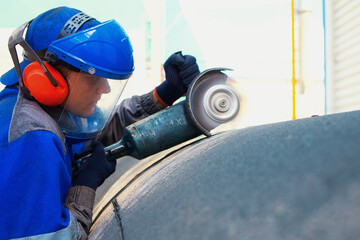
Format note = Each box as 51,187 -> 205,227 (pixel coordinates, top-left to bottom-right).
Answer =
62,70 -> 111,118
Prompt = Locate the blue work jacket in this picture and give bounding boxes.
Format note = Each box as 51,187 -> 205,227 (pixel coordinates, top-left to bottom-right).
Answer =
0,77 -> 160,239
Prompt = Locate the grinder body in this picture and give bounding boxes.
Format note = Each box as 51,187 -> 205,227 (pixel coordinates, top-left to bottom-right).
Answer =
74,101 -> 202,168
108,101 -> 202,160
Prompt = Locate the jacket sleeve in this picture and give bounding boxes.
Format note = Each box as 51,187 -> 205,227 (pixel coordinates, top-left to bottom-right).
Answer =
0,130 -> 81,239
1,89 -> 92,240
65,186 -> 96,240
96,91 -> 165,146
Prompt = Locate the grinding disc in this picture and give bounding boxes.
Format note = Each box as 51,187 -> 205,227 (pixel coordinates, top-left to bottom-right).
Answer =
186,68 -> 243,136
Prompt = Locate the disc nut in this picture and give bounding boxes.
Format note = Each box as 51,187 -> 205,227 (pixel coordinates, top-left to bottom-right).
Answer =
215,96 -> 230,112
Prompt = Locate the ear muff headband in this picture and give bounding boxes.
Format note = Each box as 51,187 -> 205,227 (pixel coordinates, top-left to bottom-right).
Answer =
8,21 -> 59,87
8,21 -> 68,106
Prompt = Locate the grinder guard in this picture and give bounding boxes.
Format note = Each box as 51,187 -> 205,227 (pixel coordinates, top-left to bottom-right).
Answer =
186,68 -> 243,136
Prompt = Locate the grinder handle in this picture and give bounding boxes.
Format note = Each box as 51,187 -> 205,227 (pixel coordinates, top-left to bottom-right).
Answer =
73,143 -> 127,170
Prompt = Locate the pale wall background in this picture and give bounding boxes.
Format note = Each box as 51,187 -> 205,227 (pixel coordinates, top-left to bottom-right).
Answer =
0,0 -> 326,128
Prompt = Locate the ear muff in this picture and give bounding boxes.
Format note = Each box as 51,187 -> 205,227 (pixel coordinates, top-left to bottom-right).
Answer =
22,62 -> 68,106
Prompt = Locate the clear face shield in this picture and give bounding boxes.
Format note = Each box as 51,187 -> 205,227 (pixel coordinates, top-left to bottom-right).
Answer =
57,68 -> 128,141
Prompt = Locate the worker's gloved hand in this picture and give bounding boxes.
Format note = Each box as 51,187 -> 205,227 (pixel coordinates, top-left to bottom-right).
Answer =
72,141 -> 116,190
155,51 -> 200,106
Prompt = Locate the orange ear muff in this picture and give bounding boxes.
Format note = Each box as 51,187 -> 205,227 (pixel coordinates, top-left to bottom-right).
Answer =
23,62 -> 68,106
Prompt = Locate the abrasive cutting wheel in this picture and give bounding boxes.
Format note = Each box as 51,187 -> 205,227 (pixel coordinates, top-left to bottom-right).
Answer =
186,68 -> 242,136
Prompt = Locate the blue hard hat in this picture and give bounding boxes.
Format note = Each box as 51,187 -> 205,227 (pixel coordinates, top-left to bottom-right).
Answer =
26,7 -> 100,51
1,7 -> 100,85
1,6 -> 134,85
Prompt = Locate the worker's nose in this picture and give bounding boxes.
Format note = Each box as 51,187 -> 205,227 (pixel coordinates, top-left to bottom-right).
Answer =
96,78 -> 111,94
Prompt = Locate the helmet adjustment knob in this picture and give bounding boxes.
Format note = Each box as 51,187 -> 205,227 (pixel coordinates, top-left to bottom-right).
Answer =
44,52 -> 58,65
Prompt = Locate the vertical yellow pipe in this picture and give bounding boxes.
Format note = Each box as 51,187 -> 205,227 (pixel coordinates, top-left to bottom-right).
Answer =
291,0 -> 296,120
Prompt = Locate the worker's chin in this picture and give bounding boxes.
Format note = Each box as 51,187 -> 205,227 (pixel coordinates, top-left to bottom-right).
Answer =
77,107 -> 95,118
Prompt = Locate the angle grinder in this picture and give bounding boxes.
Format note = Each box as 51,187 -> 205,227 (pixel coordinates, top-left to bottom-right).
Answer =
74,68 -> 243,168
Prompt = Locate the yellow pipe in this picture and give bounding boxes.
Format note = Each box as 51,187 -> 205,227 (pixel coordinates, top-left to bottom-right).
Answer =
291,0 -> 296,120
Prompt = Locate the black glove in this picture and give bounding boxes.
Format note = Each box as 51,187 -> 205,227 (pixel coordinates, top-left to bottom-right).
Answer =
155,51 -> 200,106
72,141 -> 116,190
